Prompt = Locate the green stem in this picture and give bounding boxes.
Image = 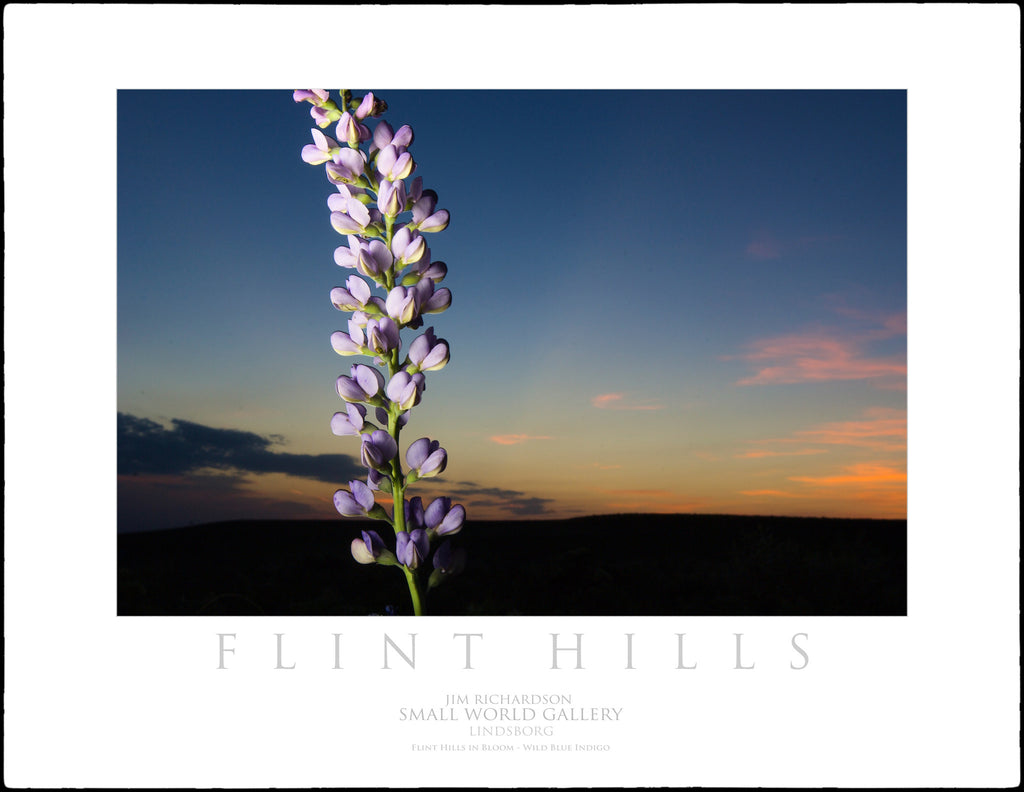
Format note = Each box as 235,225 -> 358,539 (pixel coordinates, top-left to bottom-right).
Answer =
381,212 -> 423,617
403,567 -> 425,616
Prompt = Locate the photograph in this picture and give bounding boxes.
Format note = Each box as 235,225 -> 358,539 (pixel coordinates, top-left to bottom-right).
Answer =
116,88 -> 908,618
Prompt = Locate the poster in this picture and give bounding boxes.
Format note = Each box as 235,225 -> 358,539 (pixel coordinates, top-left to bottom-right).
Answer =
4,5 -> 1019,788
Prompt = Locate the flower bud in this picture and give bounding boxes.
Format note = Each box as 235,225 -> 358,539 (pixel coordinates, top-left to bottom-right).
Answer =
396,529 -> 429,569
406,437 -> 447,481
360,429 -> 398,471
330,403 -> 368,436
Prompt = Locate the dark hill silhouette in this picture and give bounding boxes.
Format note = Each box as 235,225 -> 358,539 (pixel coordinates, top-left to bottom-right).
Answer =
118,513 -> 906,616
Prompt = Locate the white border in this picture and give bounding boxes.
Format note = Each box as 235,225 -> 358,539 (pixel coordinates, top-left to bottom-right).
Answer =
4,5 -> 1020,788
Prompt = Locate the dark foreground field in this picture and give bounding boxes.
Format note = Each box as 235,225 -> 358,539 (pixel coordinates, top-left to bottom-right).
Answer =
118,513 -> 906,616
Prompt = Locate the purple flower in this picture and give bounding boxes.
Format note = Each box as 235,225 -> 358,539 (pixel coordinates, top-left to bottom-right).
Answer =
302,128 -> 341,165
377,178 -> 407,218
337,111 -> 371,148
330,403 -> 368,436
311,106 -> 334,128
354,92 -> 376,118
385,285 -> 419,325
407,327 -> 449,372
404,496 -> 426,531
336,363 -> 385,402
366,468 -> 392,492
330,275 -> 372,312
355,239 -> 394,279
360,429 -> 398,470
326,148 -> 367,185
334,479 -> 376,516
330,196 -> 372,235
372,121 -> 414,153
351,529 -> 397,565
428,540 -> 467,589
330,329 -> 363,356
406,437 -> 447,479
410,191 -> 450,233
409,257 -> 448,284
406,176 -> 424,207
377,144 -> 415,182
386,370 -> 426,411
390,227 -> 426,265
421,287 -> 452,315
432,540 -> 466,575
396,528 -> 429,569
365,317 -> 401,355
424,497 -> 466,536
293,89 -> 330,104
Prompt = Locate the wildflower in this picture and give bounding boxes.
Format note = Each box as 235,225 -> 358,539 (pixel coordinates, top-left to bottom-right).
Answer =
295,89 -> 466,616
330,275 -> 373,312
360,429 -> 399,471
396,529 -> 429,569
330,403 -> 368,436
336,363 -> 385,403
302,128 -> 341,165
334,480 -> 376,516
385,285 -> 419,325
407,327 -> 449,373
428,540 -> 467,589
406,437 -> 447,480
365,317 -> 401,356
330,196 -> 372,235
326,148 -> 368,186
390,227 -> 426,266
424,497 -> 465,536
351,529 -> 398,565
410,191 -> 450,233
386,370 -> 426,411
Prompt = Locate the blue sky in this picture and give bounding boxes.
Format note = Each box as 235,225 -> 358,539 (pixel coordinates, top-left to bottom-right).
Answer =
117,88 -> 907,530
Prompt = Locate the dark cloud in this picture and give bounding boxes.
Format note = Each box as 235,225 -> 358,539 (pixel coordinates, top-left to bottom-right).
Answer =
445,482 -> 556,517
117,412 -> 363,483
117,414 -> 558,527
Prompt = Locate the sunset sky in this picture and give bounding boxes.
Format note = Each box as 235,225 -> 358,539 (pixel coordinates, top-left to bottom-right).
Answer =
117,89 -> 907,531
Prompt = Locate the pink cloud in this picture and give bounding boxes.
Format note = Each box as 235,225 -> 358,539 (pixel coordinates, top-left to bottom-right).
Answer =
739,489 -> 808,498
732,331 -> 906,386
735,449 -> 829,459
740,408 -> 907,456
591,393 -> 663,410
489,434 -> 552,446
746,231 -> 849,261
793,408 -> 907,452
745,237 -> 783,260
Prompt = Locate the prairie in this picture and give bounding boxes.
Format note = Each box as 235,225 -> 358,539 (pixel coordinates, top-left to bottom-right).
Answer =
117,513 -> 906,616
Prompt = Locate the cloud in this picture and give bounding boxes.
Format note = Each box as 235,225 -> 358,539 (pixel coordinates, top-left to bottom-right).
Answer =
731,328 -> 906,387
117,472 -> 325,532
745,232 -> 846,261
733,408 -> 907,518
591,393 -> 663,411
489,434 -> 552,445
739,489 -> 808,498
444,482 -> 556,517
735,449 -> 829,459
118,412 -> 363,483
791,408 -> 907,452
745,237 -> 783,260
739,408 -> 907,458
789,463 -> 907,487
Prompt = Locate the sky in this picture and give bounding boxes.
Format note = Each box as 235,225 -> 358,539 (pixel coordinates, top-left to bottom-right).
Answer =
117,89 -> 907,531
